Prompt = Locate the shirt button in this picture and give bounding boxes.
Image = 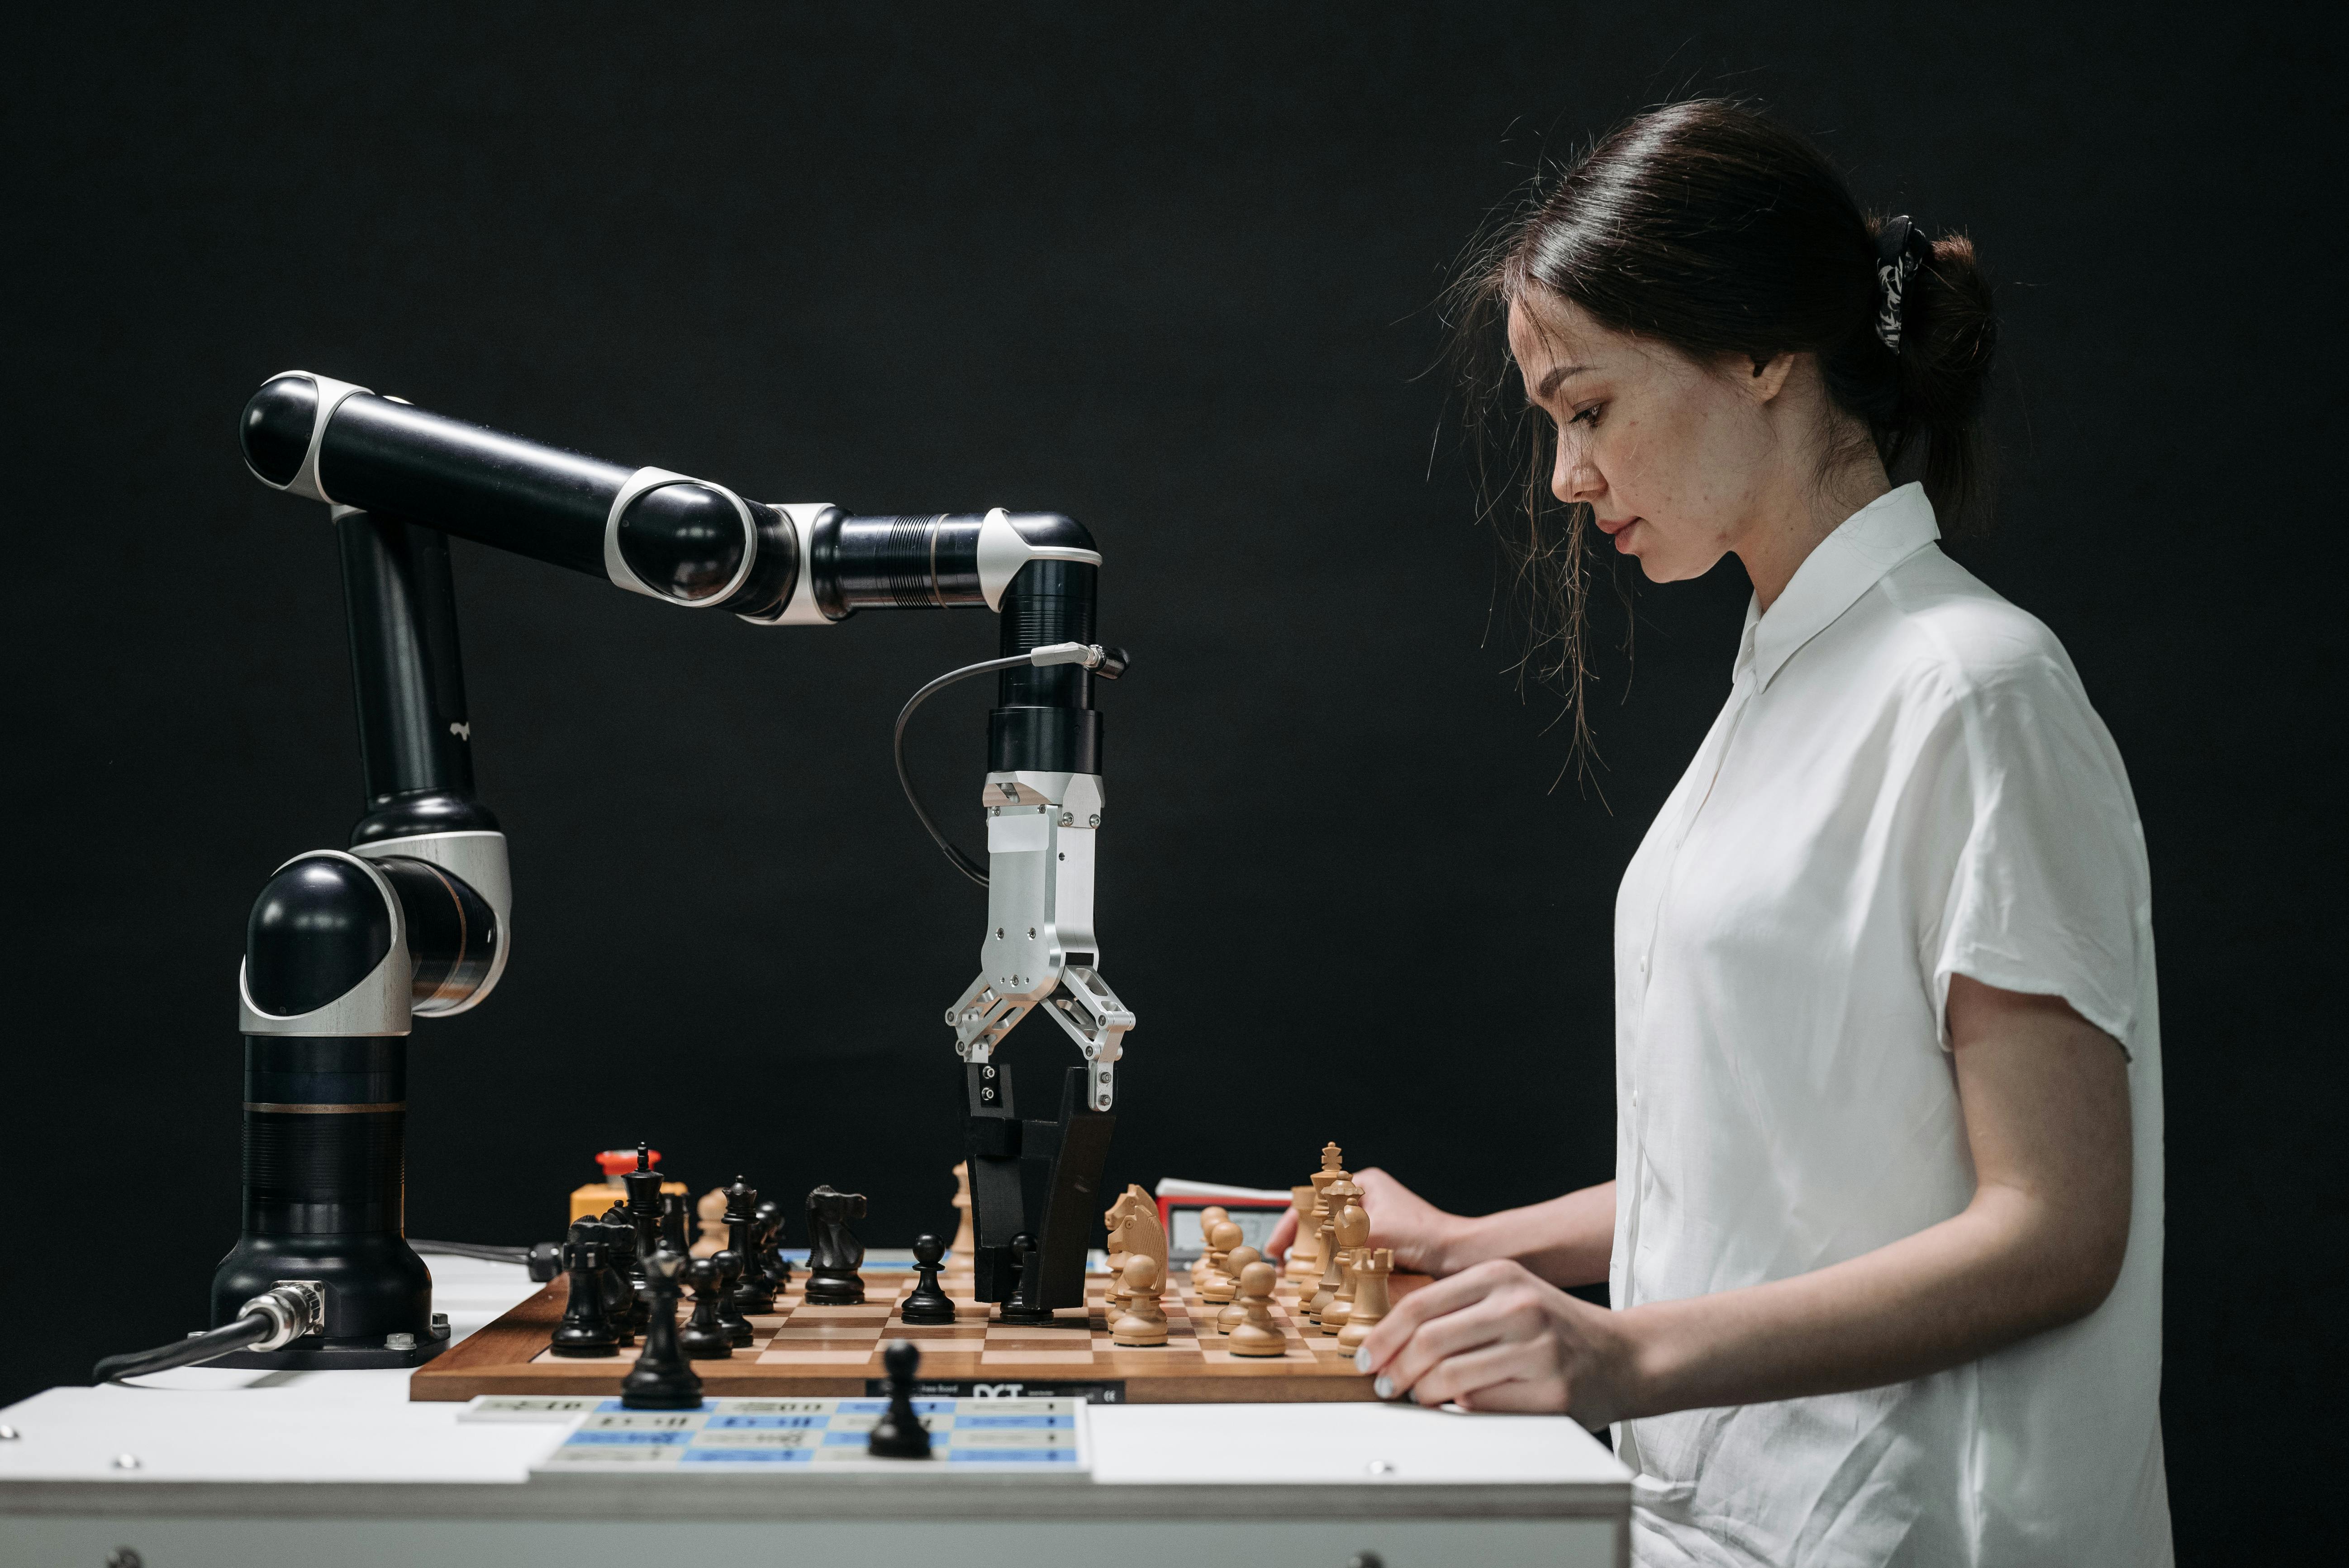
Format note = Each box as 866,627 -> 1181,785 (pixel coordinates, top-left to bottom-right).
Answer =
1637,956 -> 1649,975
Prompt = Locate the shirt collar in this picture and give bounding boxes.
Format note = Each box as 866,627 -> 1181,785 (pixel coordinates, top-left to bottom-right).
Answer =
1732,483 -> 1940,692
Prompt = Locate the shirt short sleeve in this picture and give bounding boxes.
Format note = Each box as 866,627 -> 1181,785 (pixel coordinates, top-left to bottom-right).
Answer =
1922,651 -> 2147,1054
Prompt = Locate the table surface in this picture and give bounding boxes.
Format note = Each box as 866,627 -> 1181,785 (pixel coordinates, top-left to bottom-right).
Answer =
0,1257 -> 1630,1525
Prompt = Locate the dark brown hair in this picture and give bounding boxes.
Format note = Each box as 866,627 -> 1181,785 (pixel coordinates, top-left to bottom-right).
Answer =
1446,99 -> 1998,773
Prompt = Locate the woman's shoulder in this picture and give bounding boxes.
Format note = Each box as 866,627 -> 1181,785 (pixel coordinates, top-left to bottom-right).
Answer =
1871,545 -> 2088,710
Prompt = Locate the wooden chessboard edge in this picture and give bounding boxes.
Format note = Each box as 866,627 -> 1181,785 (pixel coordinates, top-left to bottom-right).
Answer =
411,1272 -> 1429,1404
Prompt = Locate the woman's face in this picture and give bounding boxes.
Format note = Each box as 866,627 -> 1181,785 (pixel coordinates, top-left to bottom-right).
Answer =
1507,290 -> 1787,583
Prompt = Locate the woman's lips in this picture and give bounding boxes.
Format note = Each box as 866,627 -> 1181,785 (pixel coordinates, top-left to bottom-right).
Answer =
1598,515 -> 1640,550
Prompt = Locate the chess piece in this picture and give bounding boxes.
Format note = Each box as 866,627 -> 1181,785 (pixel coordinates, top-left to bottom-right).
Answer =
577,1218 -> 637,1342
692,1187 -> 728,1258
710,1248 -> 755,1347
950,1160 -> 975,1260
678,1255 -> 733,1359
1199,1220 -> 1243,1304
620,1141 -> 665,1300
1337,1248 -> 1393,1352
1285,1183 -> 1322,1278
1103,1187 -> 1155,1313
1300,1141 -> 1347,1281
600,1206 -> 656,1330
804,1186 -> 868,1305
1103,1194 -> 1136,1306
901,1234 -> 957,1325
658,1190 -> 692,1259
1216,1246 -> 1264,1332
1121,1187 -> 1168,1299
620,1245 -> 704,1409
723,1177 -> 774,1314
752,1198 -> 792,1290
1227,1261 -> 1286,1357
1323,1185 -> 1371,1331
998,1232 -> 1054,1326
550,1239 -> 620,1357
1190,1206 -> 1230,1291
867,1340 -> 932,1459
1308,1163 -> 1356,1326
1307,1215 -> 1344,1326
1111,1255 -> 1169,1347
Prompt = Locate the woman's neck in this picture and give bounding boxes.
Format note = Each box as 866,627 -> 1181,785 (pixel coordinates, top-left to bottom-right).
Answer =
1735,451 -> 1893,612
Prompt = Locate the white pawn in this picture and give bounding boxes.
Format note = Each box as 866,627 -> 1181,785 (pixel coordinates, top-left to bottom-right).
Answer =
1189,1206 -> 1230,1292
1226,1262 -> 1285,1358
1198,1220 -> 1244,1304
1215,1246 -> 1264,1333
1112,1255 -> 1169,1347
691,1188 -> 728,1259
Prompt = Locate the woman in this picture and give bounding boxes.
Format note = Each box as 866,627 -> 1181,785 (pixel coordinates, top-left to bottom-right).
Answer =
1281,101 -> 2170,1563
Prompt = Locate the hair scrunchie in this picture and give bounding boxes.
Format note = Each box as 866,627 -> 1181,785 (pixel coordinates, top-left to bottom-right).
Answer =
1874,216 -> 1934,352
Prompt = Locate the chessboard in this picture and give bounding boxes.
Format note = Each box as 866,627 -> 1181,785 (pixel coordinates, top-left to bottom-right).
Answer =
412,1264 -> 1427,1405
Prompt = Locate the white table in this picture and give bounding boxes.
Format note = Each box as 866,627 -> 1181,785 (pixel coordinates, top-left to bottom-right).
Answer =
0,1259 -> 1629,1567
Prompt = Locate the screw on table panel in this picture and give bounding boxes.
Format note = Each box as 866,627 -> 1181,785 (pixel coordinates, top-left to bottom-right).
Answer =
1346,1555 -> 1385,1568
0,1425 -> 18,1440
1365,1459 -> 1398,1477
111,1454 -> 140,1470
106,1550 -> 143,1568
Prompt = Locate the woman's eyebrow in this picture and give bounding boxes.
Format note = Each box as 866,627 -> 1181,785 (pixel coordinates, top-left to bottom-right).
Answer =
1533,364 -> 1593,399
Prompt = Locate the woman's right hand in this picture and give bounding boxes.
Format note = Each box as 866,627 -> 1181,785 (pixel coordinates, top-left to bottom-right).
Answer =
1265,1167 -> 1469,1276
1355,1167 -> 1467,1275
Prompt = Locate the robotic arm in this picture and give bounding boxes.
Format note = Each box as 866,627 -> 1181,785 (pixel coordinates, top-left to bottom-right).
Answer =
212,371 -> 1134,1366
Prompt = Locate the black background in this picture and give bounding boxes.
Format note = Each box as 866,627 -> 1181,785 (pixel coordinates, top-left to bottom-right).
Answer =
4,4 -> 2338,1556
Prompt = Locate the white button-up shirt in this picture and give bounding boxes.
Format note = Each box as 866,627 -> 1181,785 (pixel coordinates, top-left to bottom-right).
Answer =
1611,485 -> 2170,1566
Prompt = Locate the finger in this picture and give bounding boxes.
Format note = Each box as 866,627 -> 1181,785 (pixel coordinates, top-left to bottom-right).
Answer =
1378,1294 -> 1524,1398
1357,1261 -> 1517,1373
1409,1342 -> 1555,1410
1455,1374 -> 1573,1416
1266,1207 -> 1298,1259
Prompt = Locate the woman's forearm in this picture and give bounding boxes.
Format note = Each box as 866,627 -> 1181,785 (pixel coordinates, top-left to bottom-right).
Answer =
1447,1180 -> 1615,1287
1620,1181 -> 2109,1416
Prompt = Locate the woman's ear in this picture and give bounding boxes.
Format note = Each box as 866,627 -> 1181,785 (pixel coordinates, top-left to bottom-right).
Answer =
1745,352 -> 1797,405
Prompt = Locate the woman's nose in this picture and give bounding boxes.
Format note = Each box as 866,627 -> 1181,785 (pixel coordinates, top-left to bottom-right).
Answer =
1554,456 -> 1602,504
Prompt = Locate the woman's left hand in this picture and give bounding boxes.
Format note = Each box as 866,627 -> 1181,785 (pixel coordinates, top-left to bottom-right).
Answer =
1353,1259 -> 1642,1426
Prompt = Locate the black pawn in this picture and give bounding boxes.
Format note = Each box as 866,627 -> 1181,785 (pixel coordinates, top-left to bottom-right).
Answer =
753,1198 -> 792,1290
866,1339 -> 932,1459
550,1240 -> 620,1358
678,1255 -> 733,1360
724,1177 -> 774,1315
620,1246 -> 703,1410
900,1234 -> 956,1325
711,1248 -> 756,1347
998,1232 -> 1053,1326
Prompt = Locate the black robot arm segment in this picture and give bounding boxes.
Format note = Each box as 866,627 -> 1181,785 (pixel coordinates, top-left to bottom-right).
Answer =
221,369 -> 1132,1344
240,371 -> 1103,623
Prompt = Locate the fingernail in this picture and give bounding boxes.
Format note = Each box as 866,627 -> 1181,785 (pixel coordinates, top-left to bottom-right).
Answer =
1353,1348 -> 1371,1373
1374,1374 -> 1395,1400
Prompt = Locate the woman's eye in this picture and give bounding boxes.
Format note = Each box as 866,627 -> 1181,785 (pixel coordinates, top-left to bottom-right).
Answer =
1568,403 -> 1602,428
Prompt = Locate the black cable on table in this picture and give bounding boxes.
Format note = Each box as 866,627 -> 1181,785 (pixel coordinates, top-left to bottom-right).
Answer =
411,1237 -> 565,1280
92,1315 -> 271,1384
